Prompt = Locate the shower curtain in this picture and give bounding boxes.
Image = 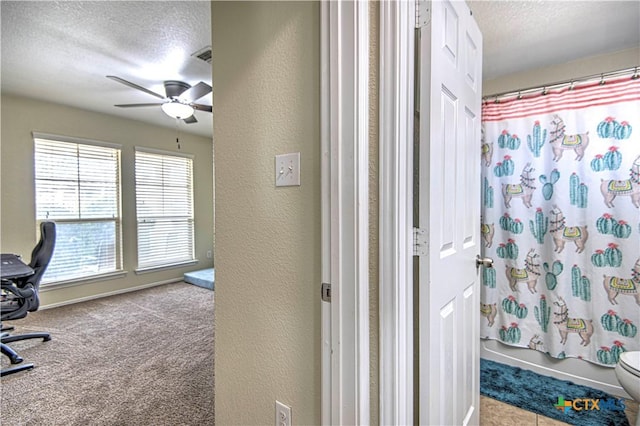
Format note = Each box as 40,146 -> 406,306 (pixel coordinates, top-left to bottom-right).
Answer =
480,75 -> 640,367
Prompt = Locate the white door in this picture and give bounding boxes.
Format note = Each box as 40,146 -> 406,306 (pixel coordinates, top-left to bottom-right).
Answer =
417,1 -> 483,424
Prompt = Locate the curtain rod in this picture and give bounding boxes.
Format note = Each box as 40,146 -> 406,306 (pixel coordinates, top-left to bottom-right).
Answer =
484,66 -> 640,102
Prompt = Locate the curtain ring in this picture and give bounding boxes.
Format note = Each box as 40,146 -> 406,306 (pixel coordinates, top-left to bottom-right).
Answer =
569,80 -> 575,91
542,87 -> 547,96
600,74 -> 606,85
633,67 -> 639,80
494,96 -> 499,104
517,91 -> 522,100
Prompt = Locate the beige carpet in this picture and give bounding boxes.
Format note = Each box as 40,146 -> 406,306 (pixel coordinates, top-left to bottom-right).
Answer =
1,282 -> 214,425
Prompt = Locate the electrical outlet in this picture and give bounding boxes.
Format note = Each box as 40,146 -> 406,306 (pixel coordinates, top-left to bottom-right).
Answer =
206,250 -> 212,259
275,400 -> 291,426
275,152 -> 301,187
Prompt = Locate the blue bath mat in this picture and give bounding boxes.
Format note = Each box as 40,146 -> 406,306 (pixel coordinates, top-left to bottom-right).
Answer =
480,358 -> 629,426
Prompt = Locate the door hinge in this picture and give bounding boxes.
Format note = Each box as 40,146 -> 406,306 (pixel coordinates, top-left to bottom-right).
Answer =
415,0 -> 431,29
413,227 -> 428,256
321,282 -> 331,303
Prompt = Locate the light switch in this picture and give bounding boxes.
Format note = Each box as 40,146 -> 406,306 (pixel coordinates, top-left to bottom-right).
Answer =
275,152 -> 301,187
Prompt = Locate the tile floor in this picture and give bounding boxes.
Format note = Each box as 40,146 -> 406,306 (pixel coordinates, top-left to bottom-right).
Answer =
480,395 -> 639,426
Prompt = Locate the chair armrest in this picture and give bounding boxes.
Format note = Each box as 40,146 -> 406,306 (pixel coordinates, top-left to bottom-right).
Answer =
1,282 -> 35,299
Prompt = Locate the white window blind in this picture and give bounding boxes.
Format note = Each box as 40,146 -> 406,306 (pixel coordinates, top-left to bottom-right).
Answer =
135,149 -> 194,270
34,137 -> 122,284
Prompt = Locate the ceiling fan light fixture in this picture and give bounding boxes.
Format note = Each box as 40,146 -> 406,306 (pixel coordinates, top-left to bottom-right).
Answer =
161,101 -> 194,119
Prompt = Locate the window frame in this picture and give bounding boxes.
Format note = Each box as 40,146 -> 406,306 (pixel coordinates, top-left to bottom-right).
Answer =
33,132 -> 124,286
134,146 -> 196,273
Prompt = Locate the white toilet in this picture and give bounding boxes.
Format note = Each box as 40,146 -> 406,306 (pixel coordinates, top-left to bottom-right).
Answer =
615,351 -> 640,426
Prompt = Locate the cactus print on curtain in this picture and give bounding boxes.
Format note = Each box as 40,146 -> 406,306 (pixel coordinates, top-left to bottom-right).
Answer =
480,76 -> 640,367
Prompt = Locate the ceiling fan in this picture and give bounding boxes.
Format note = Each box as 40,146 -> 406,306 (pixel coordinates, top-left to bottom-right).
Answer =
106,75 -> 212,124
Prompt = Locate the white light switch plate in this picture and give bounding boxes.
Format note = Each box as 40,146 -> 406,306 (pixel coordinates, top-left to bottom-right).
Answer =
275,152 -> 300,187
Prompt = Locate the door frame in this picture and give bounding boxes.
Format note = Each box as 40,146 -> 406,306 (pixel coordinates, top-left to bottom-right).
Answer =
321,0 -> 416,423
378,1 -> 415,425
321,1 -> 370,424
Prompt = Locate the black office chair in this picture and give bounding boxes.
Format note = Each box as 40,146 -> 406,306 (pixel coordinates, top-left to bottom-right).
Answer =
1,221 -> 56,376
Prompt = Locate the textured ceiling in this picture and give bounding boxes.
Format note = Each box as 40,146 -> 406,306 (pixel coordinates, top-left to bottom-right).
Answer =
470,0 -> 640,81
1,1 -> 638,139
1,1 -> 213,137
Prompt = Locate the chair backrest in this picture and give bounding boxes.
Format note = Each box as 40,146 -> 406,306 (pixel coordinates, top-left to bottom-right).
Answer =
19,221 -> 56,293
1,222 -> 56,319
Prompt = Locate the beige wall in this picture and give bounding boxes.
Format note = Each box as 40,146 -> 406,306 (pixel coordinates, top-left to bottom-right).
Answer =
0,95 -> 214,307
212,2 -> 320,424
483,47 -> 640,96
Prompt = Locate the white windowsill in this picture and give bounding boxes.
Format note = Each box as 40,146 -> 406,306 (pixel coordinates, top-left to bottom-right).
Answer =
40,271 -> 128,291
134,259 -> 199,275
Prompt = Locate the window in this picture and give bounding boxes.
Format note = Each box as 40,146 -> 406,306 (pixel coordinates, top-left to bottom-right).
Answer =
135,148 -> 195,270
34,135 -> 122,284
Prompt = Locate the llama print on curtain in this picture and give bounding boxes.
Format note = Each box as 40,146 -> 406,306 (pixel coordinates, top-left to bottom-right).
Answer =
480,75 -> 640,367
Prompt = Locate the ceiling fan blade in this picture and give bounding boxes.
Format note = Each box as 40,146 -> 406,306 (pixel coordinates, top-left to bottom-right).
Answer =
183,115 -> 198,124
192,103 -> 212,113
179,81 -> 212,103
114,103 -> 164,108
107,75 -> 165,100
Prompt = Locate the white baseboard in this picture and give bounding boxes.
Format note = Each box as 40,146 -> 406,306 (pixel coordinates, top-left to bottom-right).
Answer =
40,278 -> 183,310
480,339 -> 630,399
